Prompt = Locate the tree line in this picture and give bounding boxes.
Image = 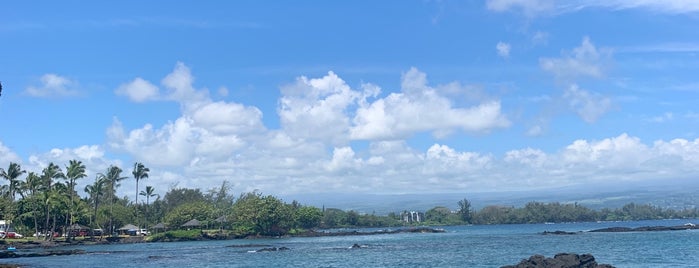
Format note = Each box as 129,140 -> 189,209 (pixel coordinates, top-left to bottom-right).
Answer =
2,161 -> 698,239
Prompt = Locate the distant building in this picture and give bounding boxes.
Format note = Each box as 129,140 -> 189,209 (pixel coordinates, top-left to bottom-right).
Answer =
401,211 -> 424,223
0,220 -> 13,232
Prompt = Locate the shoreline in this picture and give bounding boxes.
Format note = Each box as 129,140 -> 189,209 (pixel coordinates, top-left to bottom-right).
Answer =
0,227 -> 445,258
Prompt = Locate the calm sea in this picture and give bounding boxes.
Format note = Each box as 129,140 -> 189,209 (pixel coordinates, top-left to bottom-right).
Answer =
3,219 -> 698,267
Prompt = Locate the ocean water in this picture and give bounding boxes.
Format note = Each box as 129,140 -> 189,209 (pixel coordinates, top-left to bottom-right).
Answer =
3,219 -> 698,267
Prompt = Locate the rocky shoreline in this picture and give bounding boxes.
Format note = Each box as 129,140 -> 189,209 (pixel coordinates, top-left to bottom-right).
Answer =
0,227 -> 445,259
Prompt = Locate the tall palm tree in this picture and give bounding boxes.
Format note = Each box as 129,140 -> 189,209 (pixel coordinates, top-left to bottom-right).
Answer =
132,162 -> 149,228
139,186 -> 157,228
20,172 -> 42,238
0,162 -> 26,238
64,160 -> 86,240
40,163 -> 64,240
84,176 -> 106,231
101,165 -> 127,235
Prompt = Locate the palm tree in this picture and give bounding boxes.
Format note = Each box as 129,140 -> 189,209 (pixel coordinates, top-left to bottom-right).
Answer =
64,160 -> 86,240
84,176 -> 106,231
40,163 -> 64,240
101,165 -> 127,235
20,172 -> 42,238
139,186 -> 157,228
132,162 -> 149,228
0,162 -> 26,239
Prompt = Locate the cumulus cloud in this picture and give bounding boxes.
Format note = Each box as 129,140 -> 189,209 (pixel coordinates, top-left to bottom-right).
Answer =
25,74 -> 79,97
90,63 -> 699,195
563,84 -> 612,123
0,142 -> 22,164
540,36 -> 611,81
496,42 -> 511,58
115,77 -> 160,102
108,62 -> 266,168
350,68 -> 511,140
278,71 -> 358,144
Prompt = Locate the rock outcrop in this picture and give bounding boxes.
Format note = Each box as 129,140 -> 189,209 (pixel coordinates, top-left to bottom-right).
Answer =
501,253 -> 615,268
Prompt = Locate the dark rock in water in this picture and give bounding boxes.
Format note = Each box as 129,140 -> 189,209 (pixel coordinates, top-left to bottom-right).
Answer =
0,249 -> 86,259
590,224 -> 699,233
542,230 -> 578,235
501,253 -> 615,268
255,247 -> 290,252
349,243 -> 369,249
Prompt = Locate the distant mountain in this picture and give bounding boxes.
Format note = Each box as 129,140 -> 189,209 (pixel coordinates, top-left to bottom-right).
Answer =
282,177 -> 699,215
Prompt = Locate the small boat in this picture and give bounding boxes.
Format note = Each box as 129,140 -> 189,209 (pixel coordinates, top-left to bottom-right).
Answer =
6,247 -> 16,251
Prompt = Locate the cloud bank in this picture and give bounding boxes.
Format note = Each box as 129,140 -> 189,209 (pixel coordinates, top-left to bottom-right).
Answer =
2,62 -> 698,198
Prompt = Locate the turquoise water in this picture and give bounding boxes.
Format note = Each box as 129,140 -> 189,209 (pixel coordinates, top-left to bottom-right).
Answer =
3,219 -> 698,267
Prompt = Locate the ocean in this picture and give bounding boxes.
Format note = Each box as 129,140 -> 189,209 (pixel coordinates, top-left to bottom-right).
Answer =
2,219 -> 698,267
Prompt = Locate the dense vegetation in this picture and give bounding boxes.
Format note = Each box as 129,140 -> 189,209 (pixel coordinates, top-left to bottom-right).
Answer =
1,161 -> 698,239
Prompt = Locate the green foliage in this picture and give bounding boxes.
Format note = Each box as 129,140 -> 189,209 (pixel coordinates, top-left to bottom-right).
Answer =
147,229 -> 202,242
163,187 -> 205,212
232,192 -> 292,236
295,206 -> 322,229
163,201 -> 213,228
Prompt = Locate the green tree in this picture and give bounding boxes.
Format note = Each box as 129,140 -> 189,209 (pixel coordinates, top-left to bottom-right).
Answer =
232,192 -> 293,236
0,162 -> 26,239
84,176 -> 107,229
19,172 -> 43,237
100,165 -> 127,234
163,187 -> 205,212
64,160 -> 86,240
40,163 -> 64,240
457,198 -> 472,223
163,201 -> 212,228
139,186 -> 157,227
132,162 -> 149,228
295,206 -> 322,229
426,206 -> 452,224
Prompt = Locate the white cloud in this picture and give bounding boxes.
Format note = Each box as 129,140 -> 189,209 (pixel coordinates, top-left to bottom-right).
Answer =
647,112 -> 674,123
578,0 -> 699,14
115,77 -> 160,102
486,0 -> 556,17
496,41 -> 511,58
108,63 -> 266,168
25,74 -> 79,97
89,63 -> 699,195
0,142 -> 22,165
278,71 -> 358,144
350,68 -> 510,140
563,84 -> 612,123
540,36 -> 611,81
532,31 -> 549,45
487,0 -> 699,16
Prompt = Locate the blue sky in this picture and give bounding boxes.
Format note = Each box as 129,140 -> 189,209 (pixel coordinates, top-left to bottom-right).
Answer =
2,0 -> 699,199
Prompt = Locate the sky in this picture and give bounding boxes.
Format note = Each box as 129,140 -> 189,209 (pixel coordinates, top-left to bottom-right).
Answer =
1,0 -> 699,201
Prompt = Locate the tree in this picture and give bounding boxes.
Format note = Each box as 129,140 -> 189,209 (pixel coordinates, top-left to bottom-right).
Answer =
64,160 -> 86,240
132,162 -> 149,228
0,162 -> 26,239
295,206 -> 322,229
232,192 -> 293,236
100,165 -> 127,235
457,198 -> 473,223
19,172 -> 42,237
40,163 -> 64,240
426,206 -> 452,224
139,186 -> 157,226
84,176 -> 107,229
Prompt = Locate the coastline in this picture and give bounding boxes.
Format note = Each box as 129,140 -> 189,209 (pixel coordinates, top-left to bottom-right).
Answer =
0,227 -> 445,258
